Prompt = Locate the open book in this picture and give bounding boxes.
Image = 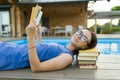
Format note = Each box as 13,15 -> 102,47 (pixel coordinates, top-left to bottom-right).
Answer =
30,4 -> 43,25
30,4 -> 43,42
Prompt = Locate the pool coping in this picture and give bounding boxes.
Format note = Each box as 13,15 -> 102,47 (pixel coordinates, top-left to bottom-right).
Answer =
97,34 -> 120,38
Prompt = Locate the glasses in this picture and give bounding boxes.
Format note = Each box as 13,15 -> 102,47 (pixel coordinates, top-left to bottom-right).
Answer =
76,29 -> 89,43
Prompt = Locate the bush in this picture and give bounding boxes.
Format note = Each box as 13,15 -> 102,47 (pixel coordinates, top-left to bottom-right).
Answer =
90,23 -> 120,34
90,24 -> 102,34
102,23 -> 112,34
111,26 -> 120,32
97,26 -> 102,34
102,24 -> 120,34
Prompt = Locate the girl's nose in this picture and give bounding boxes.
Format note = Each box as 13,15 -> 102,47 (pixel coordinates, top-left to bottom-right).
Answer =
76,32 -> 81,39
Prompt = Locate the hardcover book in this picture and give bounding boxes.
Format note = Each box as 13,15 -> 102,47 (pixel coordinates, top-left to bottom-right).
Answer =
78,52 -> 100,56
78,64 -> 97,69
78,60 -> 96,64
79,48 -> 100,53
78,56 -> 98,61
79,48 -> 100,56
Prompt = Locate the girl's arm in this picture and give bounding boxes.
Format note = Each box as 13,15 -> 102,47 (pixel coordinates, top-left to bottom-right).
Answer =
26,22 -> 72,72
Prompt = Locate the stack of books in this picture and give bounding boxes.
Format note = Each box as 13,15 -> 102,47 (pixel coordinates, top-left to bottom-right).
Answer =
77,48 -> 100,69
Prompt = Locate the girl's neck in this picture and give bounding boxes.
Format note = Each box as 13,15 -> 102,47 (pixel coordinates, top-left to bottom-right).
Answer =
66,43 -> 76,52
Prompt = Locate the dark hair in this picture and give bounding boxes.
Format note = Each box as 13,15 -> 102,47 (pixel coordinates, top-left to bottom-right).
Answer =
84,28 -> 97,49
73,28 -> 97,55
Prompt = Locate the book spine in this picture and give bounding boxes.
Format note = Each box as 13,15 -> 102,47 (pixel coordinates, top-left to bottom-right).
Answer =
78,52 -> 99,56
78,61 -> 96,64
78,64 -> 98,69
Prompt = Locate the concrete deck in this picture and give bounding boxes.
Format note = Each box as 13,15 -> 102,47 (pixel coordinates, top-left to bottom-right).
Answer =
0,55 -> 120,80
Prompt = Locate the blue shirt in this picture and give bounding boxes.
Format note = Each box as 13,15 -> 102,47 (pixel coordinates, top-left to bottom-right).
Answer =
0,42 -> 73,70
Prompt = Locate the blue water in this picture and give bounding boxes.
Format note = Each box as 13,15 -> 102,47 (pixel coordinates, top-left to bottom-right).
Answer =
96,38 -> 120,55
8,38 -> 120,55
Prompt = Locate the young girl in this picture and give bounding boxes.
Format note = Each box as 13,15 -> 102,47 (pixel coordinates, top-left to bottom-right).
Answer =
0,21 -> 97,72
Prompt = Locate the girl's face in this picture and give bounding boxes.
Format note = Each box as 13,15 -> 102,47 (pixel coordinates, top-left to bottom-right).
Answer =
71,29 -> 91,49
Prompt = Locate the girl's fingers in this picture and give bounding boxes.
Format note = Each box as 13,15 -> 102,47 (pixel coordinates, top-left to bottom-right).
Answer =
30,19 -> 36,27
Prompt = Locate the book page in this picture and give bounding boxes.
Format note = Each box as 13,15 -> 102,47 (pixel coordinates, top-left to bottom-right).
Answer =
35,11 -> 43,25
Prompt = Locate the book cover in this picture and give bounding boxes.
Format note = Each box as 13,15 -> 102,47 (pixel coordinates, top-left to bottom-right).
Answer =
79,48 -> 100,53
79,48 -> 100,56
78,64 -> 97,69
78,52 -> 100,56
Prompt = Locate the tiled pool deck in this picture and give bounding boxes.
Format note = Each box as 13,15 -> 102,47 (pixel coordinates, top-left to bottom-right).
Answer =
0,34 -> 120,80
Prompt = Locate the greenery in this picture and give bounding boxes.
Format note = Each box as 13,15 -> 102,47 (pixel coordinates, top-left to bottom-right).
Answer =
90,24 -> 102,33
90,23 -> 120,34
102,23 -> 112,34
111,26 -> 120,33
111,6 -> 120,11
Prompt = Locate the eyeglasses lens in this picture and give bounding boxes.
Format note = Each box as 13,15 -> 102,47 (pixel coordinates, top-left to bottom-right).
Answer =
77,29 -> 88,42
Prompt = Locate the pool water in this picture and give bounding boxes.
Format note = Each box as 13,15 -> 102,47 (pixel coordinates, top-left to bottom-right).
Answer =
97,38 -> 120,55
8,38 -> 120,55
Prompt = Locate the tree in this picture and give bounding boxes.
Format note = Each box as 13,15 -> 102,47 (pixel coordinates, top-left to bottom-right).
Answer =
111,6 -> 120,26
111,6 -> 120,11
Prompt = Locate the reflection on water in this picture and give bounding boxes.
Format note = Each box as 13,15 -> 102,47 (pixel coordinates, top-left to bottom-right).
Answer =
96,38 -> 120,55
111,43 -> 118,52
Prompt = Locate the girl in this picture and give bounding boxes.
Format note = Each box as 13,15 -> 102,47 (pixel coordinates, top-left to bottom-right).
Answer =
0,21 -> 97,72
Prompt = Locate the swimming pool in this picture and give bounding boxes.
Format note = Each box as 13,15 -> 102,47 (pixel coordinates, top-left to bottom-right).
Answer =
8,38 -> 120,55
97,38 -> 120,55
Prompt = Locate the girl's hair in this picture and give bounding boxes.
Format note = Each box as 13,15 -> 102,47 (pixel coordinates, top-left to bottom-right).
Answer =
73,28 -> 97,55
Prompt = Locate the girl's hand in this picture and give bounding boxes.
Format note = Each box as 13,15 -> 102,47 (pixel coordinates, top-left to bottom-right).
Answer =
36,24 -> 42,42
26,20 -> 37,39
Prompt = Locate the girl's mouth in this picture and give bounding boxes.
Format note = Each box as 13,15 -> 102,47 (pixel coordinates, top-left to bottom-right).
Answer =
74,34 -> 79,42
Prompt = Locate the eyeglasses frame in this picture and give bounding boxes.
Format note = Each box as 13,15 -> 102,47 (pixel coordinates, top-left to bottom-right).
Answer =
76,29 -> 89,46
